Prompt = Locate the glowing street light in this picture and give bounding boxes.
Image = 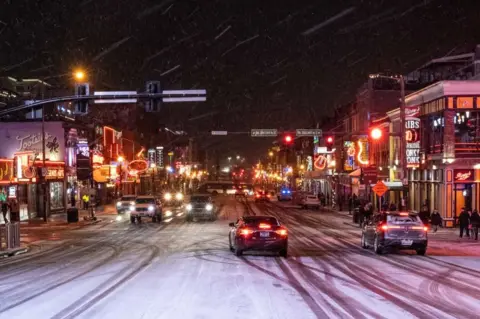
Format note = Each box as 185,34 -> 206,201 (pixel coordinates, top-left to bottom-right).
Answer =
370,127 -> 383,140
74,70 -> 86,81
268,151 -> 274,157
117,156 -> 125,162
236,155 -> 240,160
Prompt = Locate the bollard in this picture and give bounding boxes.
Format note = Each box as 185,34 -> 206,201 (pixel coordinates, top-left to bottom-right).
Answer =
5,223 -> 20,249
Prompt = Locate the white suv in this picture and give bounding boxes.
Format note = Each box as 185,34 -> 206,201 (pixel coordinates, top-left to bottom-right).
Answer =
300,195 -> 321,210
130,196 -> 162,223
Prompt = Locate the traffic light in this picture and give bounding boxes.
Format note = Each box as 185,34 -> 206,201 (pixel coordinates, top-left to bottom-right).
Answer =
325,136 -> 334,151
145,81 -> 162,112
370,127 -> 383,140
284,134 -> 293,144
74,83 -> 89,115
467,119 -> 477,137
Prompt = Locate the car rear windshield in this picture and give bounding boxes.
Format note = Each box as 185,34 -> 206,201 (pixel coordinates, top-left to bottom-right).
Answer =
191,196 -> 210,202
387,215 -> 421,224
135,198 -> 155,204
244,217 -> 279,226
121,196 -> 136,201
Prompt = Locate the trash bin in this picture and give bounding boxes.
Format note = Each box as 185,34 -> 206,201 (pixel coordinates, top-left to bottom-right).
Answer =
67,208 -> 79,223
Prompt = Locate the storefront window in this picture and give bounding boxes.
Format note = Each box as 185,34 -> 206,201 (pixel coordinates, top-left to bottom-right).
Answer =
50,181 -> 64,210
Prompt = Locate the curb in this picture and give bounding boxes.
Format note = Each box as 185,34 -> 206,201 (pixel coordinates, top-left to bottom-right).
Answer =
0,246 -> 29,258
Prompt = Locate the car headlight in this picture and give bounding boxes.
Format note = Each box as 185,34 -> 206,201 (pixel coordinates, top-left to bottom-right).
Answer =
186,204 -> 192,211
129,205 -> 135,211
164,193 -> 172,201
148,205 -> 154,212
175,193 -> 183,200
116,202 -> 121,207
130,201 -> 135,205
205,204 -> 213,211
165,210 -> 172,217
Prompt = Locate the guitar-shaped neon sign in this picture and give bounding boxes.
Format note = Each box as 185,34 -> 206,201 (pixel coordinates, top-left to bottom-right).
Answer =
314,155 -> 327,170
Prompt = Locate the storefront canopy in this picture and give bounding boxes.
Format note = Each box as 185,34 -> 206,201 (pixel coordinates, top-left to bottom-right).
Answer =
349,169 -> 361,177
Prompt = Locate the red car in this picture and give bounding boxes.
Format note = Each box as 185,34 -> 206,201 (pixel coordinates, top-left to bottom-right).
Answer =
228,216 -> 288,257
254,190 -> 270,202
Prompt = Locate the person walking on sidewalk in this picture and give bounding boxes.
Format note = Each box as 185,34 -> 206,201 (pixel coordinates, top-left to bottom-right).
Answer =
82,194 -> 89,210
1,200 -> 9,223
430,210 -> 442,232
419,205 -> 430,227
8,198 -> 19,222
459,208 -> 470,238
470,209 -> 480,240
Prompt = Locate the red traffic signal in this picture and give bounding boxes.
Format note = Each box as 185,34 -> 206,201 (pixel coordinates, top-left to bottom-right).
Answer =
326,136 -> 333,144
284,135 -> 293,143
370,127 -> 383,140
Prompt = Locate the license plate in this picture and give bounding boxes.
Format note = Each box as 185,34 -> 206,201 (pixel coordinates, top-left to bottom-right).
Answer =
401,239 -> 413,246
259,232 -> 270,238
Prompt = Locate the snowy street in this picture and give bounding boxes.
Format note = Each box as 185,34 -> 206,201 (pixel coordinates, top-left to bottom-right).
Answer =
1,197 -> 480,319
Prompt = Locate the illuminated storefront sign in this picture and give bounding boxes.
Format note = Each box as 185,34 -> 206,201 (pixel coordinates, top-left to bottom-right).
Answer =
454,169 -> 474,182
156,146 -> 164,168
405,106 -> 421,168
77,139 -> 89,157
0,159 -> 14,184
343,141 -> 355,171
0,122 -> 65,161
127,160 -> 148,176
46,166 -> 65,180
356,137 -> 369,165
314,154 -> 327,170
148,149 -> 156,166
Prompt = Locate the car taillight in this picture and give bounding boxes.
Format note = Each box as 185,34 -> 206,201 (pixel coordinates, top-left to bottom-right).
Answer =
276,229 -> 288,236
412,226 -> 428,231
259,223 -> 271,229
380,225 -> 401,231
239,228 -> 253,236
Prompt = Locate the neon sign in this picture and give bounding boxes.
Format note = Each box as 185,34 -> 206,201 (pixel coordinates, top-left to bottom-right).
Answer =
357,138 -> 369,165
406,106 -> 421,168
454,169 -> 474,182
127,160 -> 148,176
314,155 -> 327,170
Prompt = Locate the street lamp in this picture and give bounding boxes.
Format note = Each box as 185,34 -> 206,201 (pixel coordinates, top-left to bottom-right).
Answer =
269,151 -> 274,157
236,155 -> 240,160
74,70 -> 86,81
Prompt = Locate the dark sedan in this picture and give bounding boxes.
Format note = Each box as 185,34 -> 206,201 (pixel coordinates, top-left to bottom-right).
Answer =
254,191 -> 270,202
361,211 -> 428,255
185,194 -> 216,221
229,216 -> 288,257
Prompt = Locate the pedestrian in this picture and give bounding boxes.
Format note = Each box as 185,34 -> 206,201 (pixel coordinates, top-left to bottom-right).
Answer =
82,194 -> 89,210
470,209 -> 480,240
1,200 -> 9,223
459,208 -> 470,238
430,210 -> 442,232
389,202 -> 397,211
8,198 -> 19,222
419,205 -> 430,226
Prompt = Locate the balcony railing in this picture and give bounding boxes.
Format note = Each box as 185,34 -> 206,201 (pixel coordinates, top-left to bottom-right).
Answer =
429,142 -> 480,155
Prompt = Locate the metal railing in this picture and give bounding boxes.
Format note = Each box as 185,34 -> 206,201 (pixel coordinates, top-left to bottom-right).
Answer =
0,223 -> 21,250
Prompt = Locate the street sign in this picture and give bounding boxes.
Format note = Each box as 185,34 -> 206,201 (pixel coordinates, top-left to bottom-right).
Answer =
363,165 -> 378,184
211,131 -> 228,135
372,181 -> 388,197
251,129 -> 278,137
296,129 -> 323,137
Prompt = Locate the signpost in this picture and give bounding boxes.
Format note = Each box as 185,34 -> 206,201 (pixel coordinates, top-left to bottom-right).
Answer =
372,181 -> 388,197
251,129 -> 278,137
296,129 -> 323,137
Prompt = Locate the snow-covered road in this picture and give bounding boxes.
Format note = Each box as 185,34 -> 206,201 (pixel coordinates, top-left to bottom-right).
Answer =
1,197 -> 480,319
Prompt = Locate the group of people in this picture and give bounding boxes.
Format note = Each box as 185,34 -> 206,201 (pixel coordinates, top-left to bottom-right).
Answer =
1,198 -> 20,224
457,208 -> 480,240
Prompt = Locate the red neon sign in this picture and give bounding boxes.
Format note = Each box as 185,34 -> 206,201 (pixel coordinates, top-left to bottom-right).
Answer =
454,170 -> 474,182
127,160 -> 148,176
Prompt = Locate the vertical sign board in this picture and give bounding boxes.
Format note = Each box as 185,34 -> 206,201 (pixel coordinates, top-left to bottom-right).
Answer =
148,149 -> 156,167
405,106 -> 421,168
155,146 -> 164,168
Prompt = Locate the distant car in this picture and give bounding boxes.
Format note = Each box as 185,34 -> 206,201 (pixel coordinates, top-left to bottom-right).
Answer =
277,188 -> 292,201
361,211 -> 428,255
162,191 -> 184,207
229,216 -> 288,257
185,194 -> 216,221
254,191 -> 270,202
130,196 -> 162,223
300,195 -> 321,209
116,195 -> 136,214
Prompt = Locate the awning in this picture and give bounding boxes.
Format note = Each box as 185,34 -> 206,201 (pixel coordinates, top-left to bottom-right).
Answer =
370,181 -> 404,190
349,169 -> 361,177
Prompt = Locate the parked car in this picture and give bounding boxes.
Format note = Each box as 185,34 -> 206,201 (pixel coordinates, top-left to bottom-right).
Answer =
300,195 -> 321,209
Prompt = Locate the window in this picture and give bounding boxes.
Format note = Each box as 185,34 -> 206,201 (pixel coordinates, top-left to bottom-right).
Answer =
387,215 -> 421,224
50,181 -> 64,210
135,198 -> 155,204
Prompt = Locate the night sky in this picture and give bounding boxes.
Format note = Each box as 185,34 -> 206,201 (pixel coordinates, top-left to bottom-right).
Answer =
1,0 -> 479,158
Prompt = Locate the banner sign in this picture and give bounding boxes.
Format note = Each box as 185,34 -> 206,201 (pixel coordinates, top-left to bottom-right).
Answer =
405,106 -> 421,168
156,146 -> 164,168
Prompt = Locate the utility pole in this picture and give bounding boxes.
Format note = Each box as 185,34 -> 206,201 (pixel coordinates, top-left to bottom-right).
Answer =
42,105 -> 47,222
399,75 -> 407,209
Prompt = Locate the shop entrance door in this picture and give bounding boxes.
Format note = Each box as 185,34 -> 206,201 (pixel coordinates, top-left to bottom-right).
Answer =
454,183 -> 473,218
